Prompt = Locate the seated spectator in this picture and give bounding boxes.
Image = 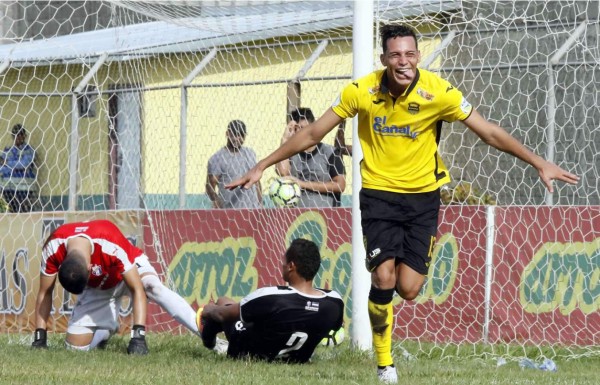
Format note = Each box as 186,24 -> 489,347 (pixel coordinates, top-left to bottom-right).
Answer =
276,108 -> 346,207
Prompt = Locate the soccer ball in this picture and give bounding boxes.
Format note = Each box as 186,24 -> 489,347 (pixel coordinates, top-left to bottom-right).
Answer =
320,327 -> 345,347
269,178 -> 301,207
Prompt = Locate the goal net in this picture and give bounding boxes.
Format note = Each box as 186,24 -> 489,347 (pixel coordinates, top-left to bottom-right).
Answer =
0,0 -> 598,360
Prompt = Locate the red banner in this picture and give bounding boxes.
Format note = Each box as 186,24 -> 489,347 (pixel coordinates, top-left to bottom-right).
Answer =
143,209 -> 352,332
142,206 -> 599,345
490,207 -> 600,345
3,206 -> 597,347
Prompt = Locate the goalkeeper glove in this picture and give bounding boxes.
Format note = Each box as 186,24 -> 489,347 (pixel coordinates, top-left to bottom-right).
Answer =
127,324 -> 148,355
32,328 -> 47,348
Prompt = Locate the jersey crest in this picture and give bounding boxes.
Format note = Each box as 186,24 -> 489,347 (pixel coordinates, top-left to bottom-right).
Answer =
416,87 -> 434,101
304,301 -> 320,311
91,264 -> 103,276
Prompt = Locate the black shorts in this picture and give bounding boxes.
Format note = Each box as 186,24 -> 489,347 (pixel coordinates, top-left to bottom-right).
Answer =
360,188 -> 440,275
223,320 -> 264,360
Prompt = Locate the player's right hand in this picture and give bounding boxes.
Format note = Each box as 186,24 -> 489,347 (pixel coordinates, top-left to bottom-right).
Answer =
31,328 -> 47,348
225,165 -> 263,191
127,325 -> 148,355
127,337 -> 149,355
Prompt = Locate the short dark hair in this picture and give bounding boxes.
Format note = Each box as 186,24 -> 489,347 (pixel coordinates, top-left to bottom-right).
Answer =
380,24 -> 418,52
285,238 -> 321,281
289,107 -> 315,124
227,120 -> 247,136
11,123 -> 26,136
58,251 -> 88,295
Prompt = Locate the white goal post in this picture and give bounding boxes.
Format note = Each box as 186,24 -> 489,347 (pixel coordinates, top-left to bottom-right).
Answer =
0,0 -> 598,360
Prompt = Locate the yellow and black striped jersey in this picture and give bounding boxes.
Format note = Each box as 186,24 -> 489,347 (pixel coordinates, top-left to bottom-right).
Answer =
332,68 -> 473,193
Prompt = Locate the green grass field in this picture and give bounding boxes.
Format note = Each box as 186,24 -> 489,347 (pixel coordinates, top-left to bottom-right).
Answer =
1,334 -> 598,385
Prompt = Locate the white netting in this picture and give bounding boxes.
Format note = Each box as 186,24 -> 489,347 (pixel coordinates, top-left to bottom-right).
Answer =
0,0 -> 598,359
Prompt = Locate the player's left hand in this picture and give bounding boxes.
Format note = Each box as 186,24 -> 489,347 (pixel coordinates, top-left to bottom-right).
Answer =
31,328 -> 47,349
538,161 -> 580,193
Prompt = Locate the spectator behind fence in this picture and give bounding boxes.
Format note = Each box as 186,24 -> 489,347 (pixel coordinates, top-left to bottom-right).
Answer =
206,120 -> 262,209
1,123 -> 37,212
276,107 -> 346,207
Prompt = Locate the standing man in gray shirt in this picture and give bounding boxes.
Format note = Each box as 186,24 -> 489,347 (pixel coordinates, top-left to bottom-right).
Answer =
206,120 -> 262,209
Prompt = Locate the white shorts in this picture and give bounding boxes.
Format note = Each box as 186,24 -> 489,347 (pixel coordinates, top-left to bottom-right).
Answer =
67,255 -> 156,333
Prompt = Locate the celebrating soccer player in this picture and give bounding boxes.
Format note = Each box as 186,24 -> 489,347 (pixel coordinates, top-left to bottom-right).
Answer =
226,24 -> 579,383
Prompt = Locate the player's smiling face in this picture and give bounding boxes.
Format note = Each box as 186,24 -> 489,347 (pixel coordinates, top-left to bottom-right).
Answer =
380,36 -> 420,95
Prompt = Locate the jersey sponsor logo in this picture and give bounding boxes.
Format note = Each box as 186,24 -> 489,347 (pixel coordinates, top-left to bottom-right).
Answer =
417,87 -> 435,101
460,97 -> 472,115
373,116 -> 418,138
352,82 -> 359,88
74,226 -> 89,233
91,264 -> 103,276
305,301 -> 320,312
408,102 -> 420,114
373,98 -> 385,105
446,85 -> 454,93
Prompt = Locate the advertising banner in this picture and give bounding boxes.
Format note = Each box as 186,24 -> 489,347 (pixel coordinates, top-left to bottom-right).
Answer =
2,206 -> 598,347
143,209 -> 352,332
490,207 -> 600,345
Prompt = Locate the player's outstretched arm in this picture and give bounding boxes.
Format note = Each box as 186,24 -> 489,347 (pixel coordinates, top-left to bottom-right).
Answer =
225,109 -> 343,191
463,109 -> 579,192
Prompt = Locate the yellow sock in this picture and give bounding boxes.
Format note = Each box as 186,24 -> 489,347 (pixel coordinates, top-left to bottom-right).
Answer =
368,299 -> 394,367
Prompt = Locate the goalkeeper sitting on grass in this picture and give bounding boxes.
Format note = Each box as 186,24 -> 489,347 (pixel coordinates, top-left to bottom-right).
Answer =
32,219 -> 200,354
197,238 -> 344,363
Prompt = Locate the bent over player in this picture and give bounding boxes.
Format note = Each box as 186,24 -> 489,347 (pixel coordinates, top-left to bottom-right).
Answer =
197,238 -> 344,363
32,219 -> 199,354
227,24 -> 579,382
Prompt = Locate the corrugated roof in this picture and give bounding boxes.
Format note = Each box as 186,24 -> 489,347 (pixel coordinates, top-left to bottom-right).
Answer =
0,0 -> 459,66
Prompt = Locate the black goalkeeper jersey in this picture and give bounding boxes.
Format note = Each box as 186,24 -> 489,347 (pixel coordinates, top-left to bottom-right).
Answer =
228,285 -> 344,363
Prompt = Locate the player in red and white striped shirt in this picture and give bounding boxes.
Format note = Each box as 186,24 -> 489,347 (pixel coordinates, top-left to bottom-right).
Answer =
32,219 -> 199,354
